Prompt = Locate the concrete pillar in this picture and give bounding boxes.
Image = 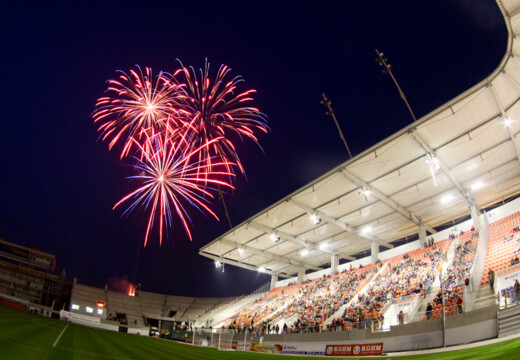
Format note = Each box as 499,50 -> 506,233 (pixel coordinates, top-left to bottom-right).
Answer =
371,237 -> 379,264
330,252 -> 339,275
298,269 -> 305,283
418,222 -> 427,248
270,274 -> 278,290
470,203 -> 480,231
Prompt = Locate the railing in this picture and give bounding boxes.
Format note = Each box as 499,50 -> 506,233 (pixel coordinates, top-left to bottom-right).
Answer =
466,214 -> 489,312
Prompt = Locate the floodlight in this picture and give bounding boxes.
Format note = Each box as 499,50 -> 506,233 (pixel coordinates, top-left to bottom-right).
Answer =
270,233 -> 280,242
311,214 -> 321,225
301,249 -> 309,256
471,181 -> 484,191
441,194 -> 453,204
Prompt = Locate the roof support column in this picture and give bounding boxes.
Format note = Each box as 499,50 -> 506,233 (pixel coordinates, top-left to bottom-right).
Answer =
270,273 -> 278,290
371,237 -> 379,264
330,252 -> 339,275
470,202 -> 481,231
298,269 -> 305,284
419,222 -> 427,248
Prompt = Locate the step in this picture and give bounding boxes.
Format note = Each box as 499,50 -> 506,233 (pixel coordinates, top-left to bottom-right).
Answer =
498,317 -> 520,328
499,327 -> 520,337
499,321 -> 520,333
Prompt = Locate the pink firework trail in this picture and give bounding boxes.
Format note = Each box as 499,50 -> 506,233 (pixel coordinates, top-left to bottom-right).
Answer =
167,60 -> 269,175
112,124 -> 235,246
93,61 -> 267,245
93,66 -> 188,158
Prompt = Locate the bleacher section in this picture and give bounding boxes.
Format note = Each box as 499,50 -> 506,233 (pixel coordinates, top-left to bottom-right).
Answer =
337,239 -> 450,330
422,231 -> 478,320
481,212 -> 520,287
69,282 -> 239,328
197,293 -> 262,327
224,284 -> 300,330
280,265 -> 378,332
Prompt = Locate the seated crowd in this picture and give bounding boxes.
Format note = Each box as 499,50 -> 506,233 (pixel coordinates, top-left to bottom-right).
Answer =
330,241 -> 447,331
274,264 -> 379,333
219,214 -> 520,335
427,230 -> 477,319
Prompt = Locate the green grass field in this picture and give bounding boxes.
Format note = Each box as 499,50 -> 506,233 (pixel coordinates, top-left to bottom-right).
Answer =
2,305 -> 520,360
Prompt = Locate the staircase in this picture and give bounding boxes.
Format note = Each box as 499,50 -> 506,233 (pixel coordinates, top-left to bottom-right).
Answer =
498,303 -> 520,337
411,237 -> 459,322
323,263 -> 388,327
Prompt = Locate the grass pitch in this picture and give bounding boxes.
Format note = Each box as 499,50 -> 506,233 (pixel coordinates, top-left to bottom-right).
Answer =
1,304 -> 520,359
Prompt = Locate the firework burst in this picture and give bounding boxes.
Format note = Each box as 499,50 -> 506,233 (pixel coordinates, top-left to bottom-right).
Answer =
166,60 -> 269,175
93,60 -> 267,246
112,124 -> 235,246
93,66 -> 188,158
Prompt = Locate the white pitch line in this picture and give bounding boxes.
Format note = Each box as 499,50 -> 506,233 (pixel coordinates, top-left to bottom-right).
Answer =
52,323 -> 69,347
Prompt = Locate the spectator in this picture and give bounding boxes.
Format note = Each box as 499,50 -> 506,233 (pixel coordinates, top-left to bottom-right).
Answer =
489,269 -> 495,291
456,296 -> 463,314
398,310 -> 404,325
426,303 -> 433,320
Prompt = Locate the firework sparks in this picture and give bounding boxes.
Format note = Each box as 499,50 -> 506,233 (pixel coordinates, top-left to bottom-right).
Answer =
167,60 -> 269,175
93,66 -> 188,158
93,60 -> 267,245
113,124 -> 235,245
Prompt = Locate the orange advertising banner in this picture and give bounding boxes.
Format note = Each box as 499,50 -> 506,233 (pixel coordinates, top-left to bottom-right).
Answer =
325,343 -> 383,356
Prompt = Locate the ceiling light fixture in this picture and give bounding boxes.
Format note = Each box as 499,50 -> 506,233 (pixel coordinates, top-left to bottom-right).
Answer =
311,214 -> 322,225
471,181 -> 484,191
441,194 -> 453,204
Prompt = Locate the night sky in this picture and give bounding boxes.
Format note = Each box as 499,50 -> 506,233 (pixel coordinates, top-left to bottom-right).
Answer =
0,1 -> 507,297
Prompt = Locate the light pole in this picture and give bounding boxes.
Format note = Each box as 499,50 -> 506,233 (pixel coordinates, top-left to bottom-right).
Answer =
321,93 -> 353,159
375,49 -> 418,123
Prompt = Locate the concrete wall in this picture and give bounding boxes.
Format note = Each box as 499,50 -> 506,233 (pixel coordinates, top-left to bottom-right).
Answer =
261,305 -> 498,354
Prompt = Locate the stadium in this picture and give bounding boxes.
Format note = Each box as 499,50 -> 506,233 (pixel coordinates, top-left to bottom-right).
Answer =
3,0 -> 520,358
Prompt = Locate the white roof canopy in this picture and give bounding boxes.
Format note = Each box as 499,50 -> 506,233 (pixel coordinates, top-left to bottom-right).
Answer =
200,0 -> 520,279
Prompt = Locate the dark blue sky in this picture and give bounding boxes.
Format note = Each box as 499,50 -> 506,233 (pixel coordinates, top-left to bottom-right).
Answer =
0,1 -> 506,297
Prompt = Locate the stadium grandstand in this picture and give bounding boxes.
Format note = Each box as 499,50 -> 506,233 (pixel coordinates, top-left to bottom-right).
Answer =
4,0 -> 520,356
0,238 -> 66,314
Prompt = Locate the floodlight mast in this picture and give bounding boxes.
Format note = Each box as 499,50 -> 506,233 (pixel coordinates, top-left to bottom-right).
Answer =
321,93 -> 353,159
375,49 -> 417,122
217,185 -> 233,229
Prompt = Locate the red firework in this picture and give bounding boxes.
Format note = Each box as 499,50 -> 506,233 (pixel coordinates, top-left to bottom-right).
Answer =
93,66 -> 188,158
93,60 -> 267,245
166,60 -> 269,174
112,123 -> 235,245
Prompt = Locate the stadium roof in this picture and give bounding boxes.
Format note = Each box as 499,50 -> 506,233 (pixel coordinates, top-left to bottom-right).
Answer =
199,0 -> 520,279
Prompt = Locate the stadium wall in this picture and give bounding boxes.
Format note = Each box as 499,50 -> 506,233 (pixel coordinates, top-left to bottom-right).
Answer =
260,304 -> 498,354
60,310 -> 150,335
